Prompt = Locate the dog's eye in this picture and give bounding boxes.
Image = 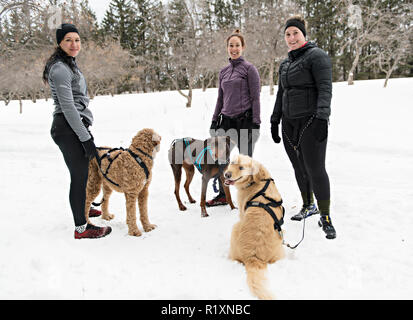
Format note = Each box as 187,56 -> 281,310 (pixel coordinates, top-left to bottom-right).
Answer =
239,166 -> 244,170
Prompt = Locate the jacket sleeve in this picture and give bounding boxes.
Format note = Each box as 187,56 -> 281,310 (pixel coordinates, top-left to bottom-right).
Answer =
311,49 -> 332,120
271,65 -> 284,124
49,63 -> 91,142
212,70 -> 224,122
247,64 -> 261,125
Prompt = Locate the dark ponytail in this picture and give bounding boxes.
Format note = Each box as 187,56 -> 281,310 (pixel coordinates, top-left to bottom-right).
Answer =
42,46 -> 76,84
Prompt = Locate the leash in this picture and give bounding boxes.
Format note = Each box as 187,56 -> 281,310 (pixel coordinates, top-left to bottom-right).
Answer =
282,215 -> 306,250
279,115 -> 315,249
282,114 -> 315,153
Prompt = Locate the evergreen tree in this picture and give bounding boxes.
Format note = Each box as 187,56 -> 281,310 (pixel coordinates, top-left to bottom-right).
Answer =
102,0 -> 136,50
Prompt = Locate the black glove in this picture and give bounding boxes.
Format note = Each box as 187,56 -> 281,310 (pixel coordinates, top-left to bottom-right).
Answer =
271,123 -> 281,144
251,122 -> 260,129
81,138 -> 98,160
210,120 -> 218,137
313,118 -> 328,142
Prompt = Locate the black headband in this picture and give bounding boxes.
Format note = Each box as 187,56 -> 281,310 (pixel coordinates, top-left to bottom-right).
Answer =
284,19 -> 306,37
56,23 -> 79,44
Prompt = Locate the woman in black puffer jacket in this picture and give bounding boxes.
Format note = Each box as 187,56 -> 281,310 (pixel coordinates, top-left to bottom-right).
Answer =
271,15 -> 336,239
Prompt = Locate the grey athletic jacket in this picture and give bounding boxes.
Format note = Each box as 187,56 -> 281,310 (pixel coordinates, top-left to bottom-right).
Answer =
48,59 -> 93,142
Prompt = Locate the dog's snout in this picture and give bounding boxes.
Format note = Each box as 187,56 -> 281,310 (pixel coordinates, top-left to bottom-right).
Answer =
225,171 -> 232,179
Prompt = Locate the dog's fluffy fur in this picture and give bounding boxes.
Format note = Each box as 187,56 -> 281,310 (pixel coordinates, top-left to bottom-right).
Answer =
224,154 -> 284,300
85,128 -> 161,236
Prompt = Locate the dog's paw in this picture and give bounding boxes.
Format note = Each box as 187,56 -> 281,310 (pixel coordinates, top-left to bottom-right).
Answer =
143,224 -> 157,232
102,213 -> 115,221
189,198 -> 196,204
128,228 -> 142,237
179,205 -> 187,211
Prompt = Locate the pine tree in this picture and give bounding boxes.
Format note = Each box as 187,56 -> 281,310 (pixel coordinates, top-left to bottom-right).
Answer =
102,0 -> 136,50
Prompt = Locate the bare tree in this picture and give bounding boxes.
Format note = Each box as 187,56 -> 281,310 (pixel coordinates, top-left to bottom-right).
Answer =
368,4 -> 413,87
243,0 -> 296,95
337,0 -> 391,85
78,40 -> 132,98
141,0 -> 204,107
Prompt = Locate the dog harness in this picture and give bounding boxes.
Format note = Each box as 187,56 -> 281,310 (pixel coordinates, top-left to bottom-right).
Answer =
245,178 -> 285,233
96,146 -> 152,187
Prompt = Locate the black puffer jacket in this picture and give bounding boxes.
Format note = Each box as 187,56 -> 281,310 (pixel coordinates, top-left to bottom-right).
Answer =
271,42 -> 332,124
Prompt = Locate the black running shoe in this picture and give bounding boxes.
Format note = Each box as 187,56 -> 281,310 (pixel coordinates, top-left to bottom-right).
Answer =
318,215 -> 336,239
291,203 -> 320,221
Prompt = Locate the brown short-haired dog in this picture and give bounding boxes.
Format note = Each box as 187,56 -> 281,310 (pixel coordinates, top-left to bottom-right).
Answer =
168,135 -> 236,217
85,128 -> 161,236
224,154 -> 285,300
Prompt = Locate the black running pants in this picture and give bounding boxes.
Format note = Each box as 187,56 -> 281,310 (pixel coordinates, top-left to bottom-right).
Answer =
282,116 -> 330,203
51,114 -> 89,227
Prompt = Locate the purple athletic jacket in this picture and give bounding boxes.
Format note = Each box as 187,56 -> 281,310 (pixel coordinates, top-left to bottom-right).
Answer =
212,56 -> 261,125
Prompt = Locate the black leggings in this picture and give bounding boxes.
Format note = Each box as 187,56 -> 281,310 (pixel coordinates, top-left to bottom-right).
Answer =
51,114 -> 89,227
282,116 -> 330,203
216,110 -> 259,157
215,110 -> 260,195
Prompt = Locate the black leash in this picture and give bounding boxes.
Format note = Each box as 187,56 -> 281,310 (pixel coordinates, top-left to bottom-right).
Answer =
283,216 -> 306,250
280,115 -> 315,249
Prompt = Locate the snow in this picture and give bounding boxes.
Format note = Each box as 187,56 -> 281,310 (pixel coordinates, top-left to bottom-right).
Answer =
0,78 -> 412,300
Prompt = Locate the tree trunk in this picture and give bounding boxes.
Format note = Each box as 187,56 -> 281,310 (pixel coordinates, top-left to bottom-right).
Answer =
269,59 -> 275,95
348,42 -> 361,85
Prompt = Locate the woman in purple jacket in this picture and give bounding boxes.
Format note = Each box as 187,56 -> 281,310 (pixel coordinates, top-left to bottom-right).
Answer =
207,29 -> 261,207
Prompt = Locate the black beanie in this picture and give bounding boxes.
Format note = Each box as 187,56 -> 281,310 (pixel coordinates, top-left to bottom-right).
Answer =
284,19 -> 306,38
56,23 -> 79,44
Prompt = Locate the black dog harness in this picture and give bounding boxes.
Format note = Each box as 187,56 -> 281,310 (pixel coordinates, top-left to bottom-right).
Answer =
96,147 -> 152,187
245,178 -> 285,233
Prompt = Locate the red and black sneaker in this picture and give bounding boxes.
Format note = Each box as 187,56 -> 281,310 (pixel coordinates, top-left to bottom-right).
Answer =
74,224 -> 112,239
89,207 -> 102,218
206,194 -> 228,207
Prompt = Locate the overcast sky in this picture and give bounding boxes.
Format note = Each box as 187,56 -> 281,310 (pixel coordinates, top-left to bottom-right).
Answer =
87,0 -> 112,23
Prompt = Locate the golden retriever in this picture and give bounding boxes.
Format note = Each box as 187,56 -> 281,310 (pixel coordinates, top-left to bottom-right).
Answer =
85,128 -> 161,236
224,154 -> 285,300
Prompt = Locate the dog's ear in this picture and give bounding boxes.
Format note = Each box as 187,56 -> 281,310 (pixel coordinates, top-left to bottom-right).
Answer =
252,160 -> 268,183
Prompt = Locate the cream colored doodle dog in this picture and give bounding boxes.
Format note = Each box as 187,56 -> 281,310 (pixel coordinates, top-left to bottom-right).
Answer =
85,128 -> 161,236
224,154 -> 285,300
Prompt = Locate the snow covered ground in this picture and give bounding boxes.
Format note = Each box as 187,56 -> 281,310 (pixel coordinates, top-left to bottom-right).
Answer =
0,78 -> 412,300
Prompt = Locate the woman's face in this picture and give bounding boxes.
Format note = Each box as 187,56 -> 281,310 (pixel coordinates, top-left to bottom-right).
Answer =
59,32 -> 81,57
227,36 -> 244,60
284,26 -> 306,51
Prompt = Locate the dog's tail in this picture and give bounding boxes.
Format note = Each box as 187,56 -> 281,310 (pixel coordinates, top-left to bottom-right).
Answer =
245,258 -> 274,300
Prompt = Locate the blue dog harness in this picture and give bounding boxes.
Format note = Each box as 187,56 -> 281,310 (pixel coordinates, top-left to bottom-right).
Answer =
182,138 -> 214,173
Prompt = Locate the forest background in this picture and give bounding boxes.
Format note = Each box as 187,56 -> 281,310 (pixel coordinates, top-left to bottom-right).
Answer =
1,0 -> 412,108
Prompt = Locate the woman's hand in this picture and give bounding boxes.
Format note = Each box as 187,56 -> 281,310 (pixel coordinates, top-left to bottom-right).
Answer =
271,123 -> 281,144
313,118 -> 328,142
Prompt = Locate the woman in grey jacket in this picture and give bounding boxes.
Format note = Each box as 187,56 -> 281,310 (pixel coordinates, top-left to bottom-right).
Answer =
43,24 -> 111,239
271,16 -> 336,239
207,29 -> 261,207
